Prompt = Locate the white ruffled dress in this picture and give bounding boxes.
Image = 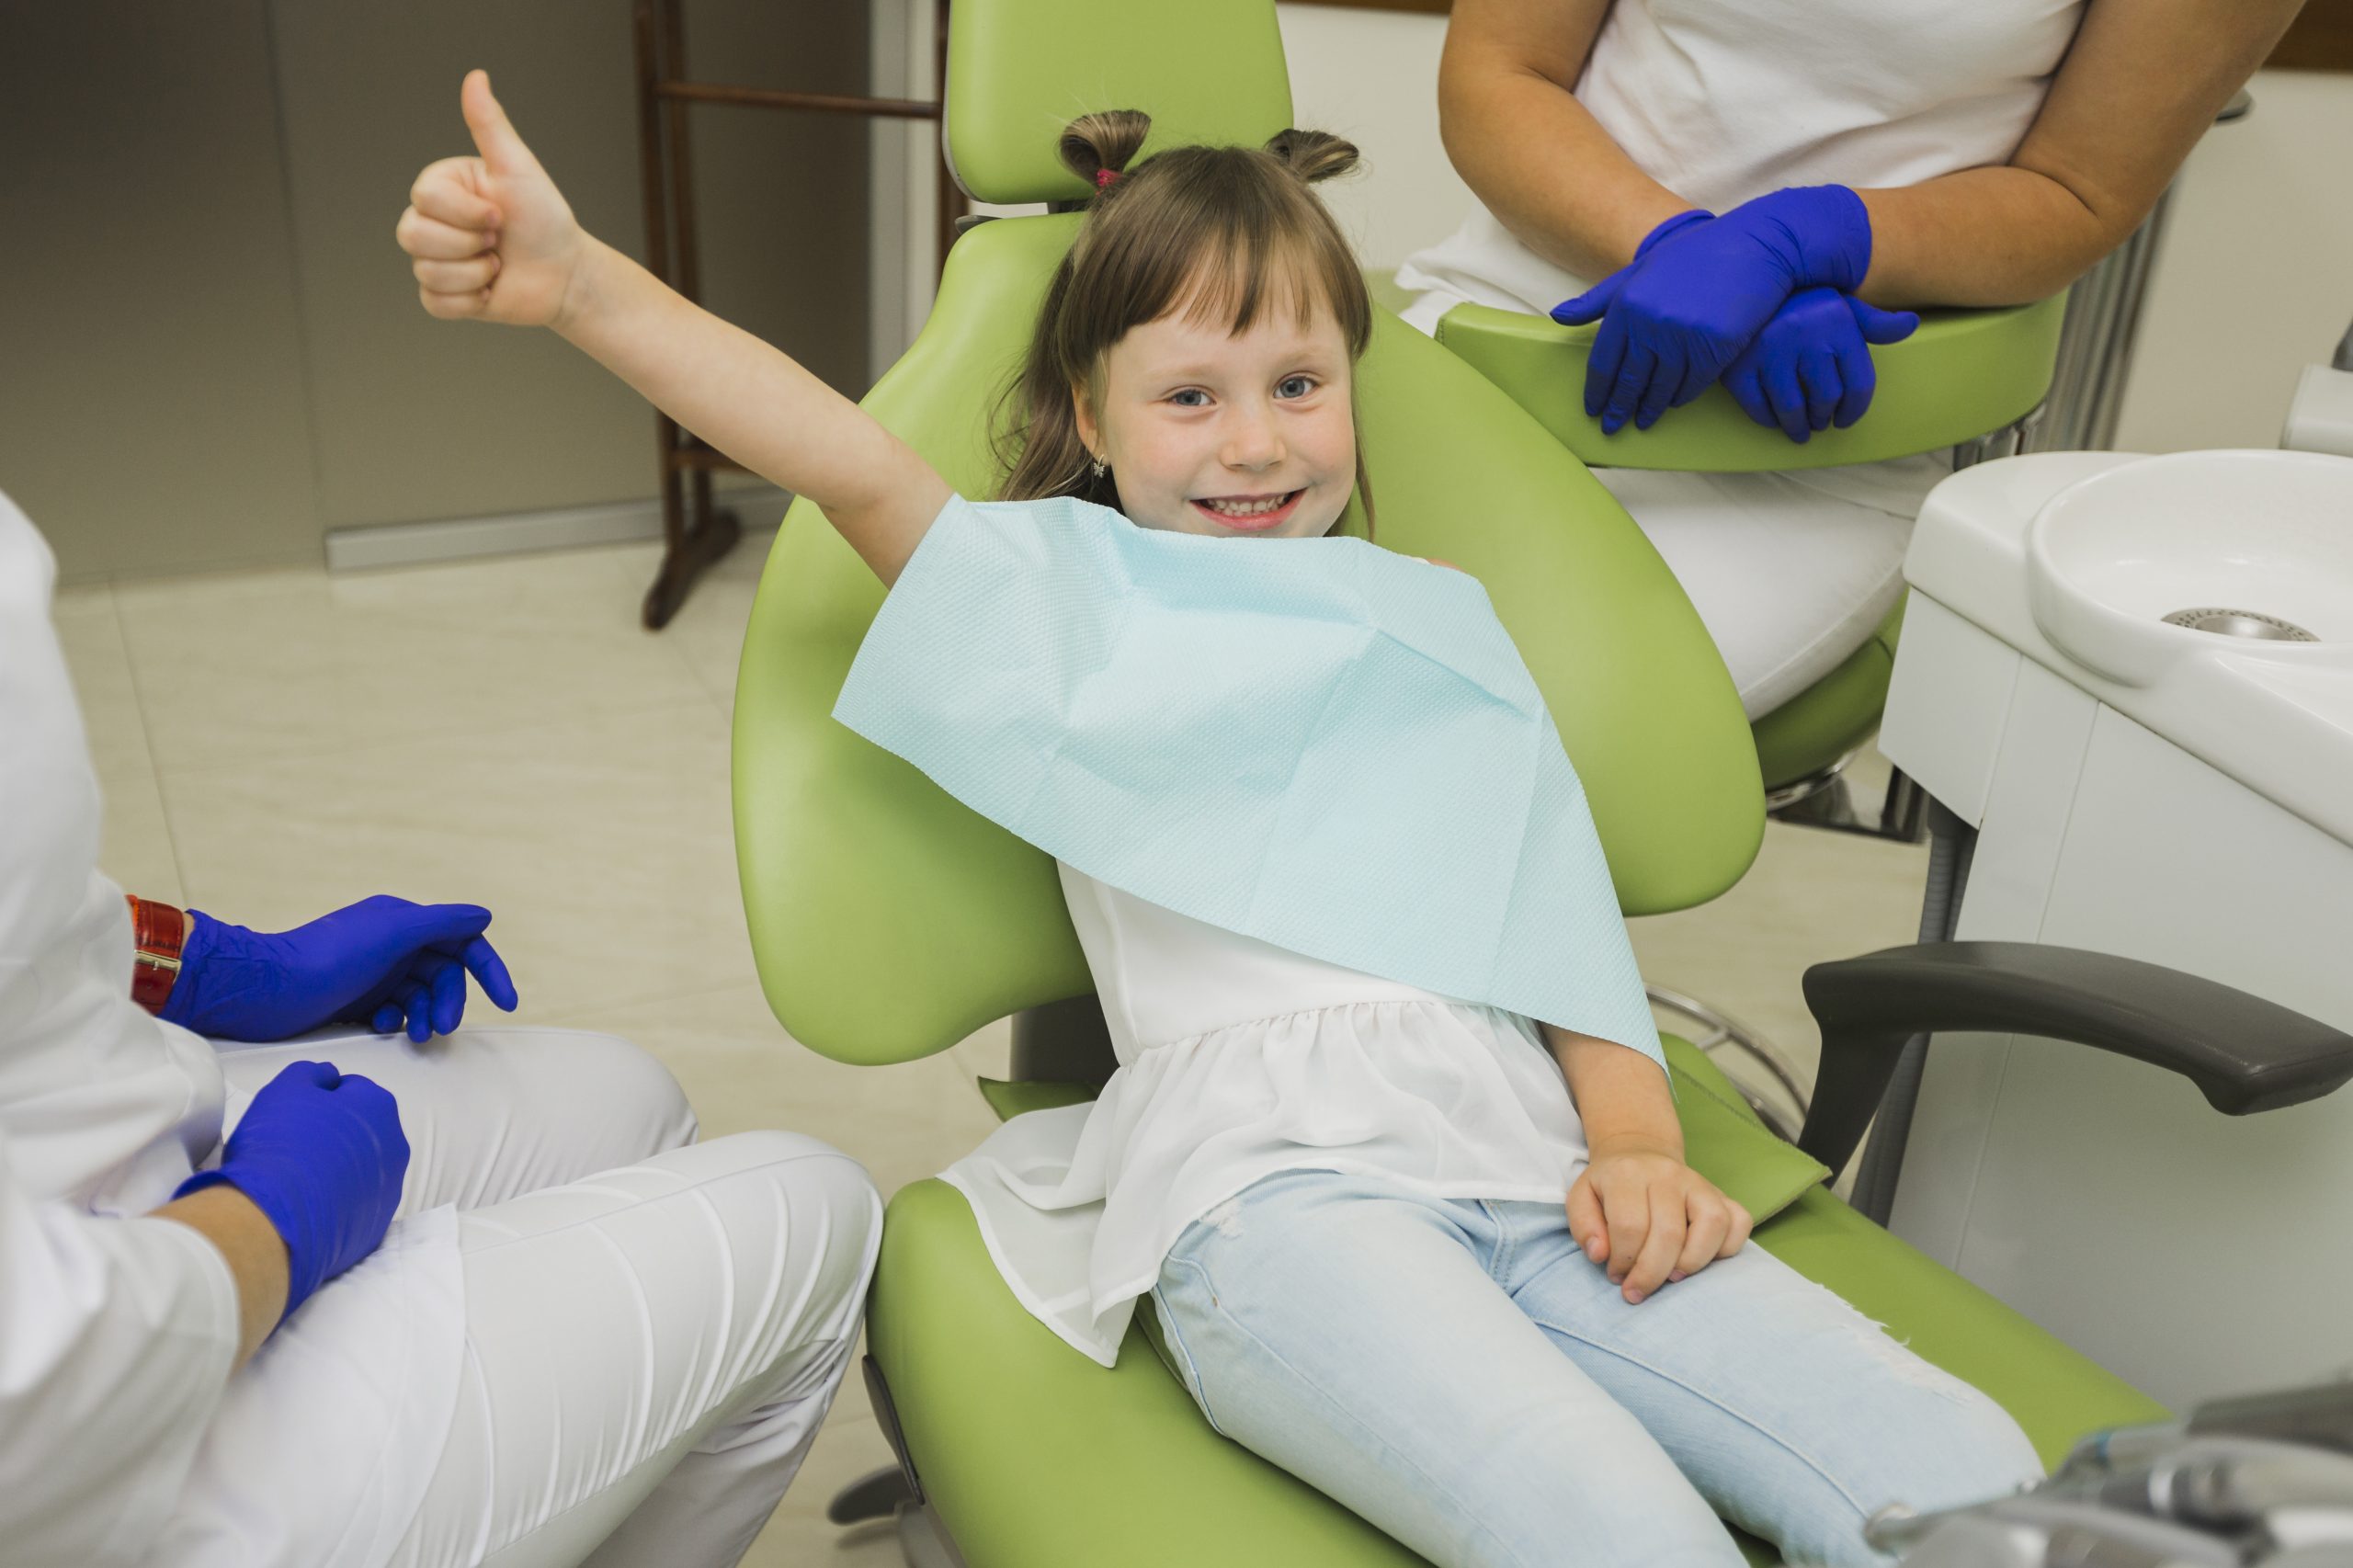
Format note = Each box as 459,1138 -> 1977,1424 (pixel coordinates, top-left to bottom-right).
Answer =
941,859 -> 1592,1367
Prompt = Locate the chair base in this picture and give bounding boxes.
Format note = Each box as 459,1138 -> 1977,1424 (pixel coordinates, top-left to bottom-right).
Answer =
828,1463 -> 915,1526
892,1499 -> 971,1568
1767,761 -> 1928,845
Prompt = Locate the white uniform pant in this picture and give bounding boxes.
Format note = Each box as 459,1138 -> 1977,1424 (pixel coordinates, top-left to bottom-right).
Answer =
211,1028 -> 881,1568
1401,288 -> 1933,722
1583,466 -> 1915,720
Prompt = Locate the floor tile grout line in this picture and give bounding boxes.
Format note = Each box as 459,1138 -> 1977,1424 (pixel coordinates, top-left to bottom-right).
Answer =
529,975 -> 790,1033
104,585 -> 197,904
140,691 -> 734,784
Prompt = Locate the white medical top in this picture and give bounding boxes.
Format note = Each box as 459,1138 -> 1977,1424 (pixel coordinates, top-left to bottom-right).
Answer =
0,493 -> 459,1568
941,860 -> 1590,1367
1394,0 -> 2086,517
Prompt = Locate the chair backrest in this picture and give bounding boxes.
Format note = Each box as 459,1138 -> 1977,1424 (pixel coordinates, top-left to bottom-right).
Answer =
731,0 -> 1764,1066
1434,294 -> 2069,472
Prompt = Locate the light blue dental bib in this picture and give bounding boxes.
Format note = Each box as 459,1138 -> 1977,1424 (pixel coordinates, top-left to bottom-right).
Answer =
832,494 -> 1665,1073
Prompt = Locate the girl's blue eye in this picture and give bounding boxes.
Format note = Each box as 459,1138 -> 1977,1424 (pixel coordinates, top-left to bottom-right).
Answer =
1277,376 -> 1315,399
1170,389 -> 1210,407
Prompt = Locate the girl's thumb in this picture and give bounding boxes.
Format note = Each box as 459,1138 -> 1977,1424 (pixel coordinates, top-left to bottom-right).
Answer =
1549,272 -> 1622,327
1848,298 -> 1921,345
461,69 -> 541,177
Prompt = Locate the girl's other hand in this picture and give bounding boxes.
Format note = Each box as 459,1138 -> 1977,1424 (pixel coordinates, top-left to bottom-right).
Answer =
1567,1141 -> 1753,1305
396,69 -> 585,328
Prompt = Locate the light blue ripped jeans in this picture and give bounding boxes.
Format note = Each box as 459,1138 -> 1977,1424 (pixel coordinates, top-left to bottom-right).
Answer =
1148,1168 -> 2043,1568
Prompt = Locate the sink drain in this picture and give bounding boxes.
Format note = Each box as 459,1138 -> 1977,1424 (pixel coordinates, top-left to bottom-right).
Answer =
2161,607 -> 2320,642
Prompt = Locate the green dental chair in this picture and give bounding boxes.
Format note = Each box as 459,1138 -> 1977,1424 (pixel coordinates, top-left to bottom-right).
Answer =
729,4 -> 2353,1562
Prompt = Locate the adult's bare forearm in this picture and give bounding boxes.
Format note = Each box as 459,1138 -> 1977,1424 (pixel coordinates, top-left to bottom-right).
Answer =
1858,0 -> 2302,309
1856,167 -> 2115,308
154,1186 -> 288,1369
1439,54 -> 1693,282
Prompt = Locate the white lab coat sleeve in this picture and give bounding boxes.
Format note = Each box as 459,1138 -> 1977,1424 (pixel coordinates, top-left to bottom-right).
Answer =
0,1125 -> 242,1568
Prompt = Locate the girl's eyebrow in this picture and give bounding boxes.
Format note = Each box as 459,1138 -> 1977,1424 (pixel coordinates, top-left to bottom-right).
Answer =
1147,347 -> 1342,381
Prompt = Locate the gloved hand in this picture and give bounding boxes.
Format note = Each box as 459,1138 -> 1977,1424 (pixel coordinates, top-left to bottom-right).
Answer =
1552,185 -> 1877,435
1721,287 -> 1920,443
160,895 -> 519,1044
175,1060 -> 408,1322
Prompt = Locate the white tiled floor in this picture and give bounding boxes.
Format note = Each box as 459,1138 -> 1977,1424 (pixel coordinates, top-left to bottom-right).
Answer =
56,529 -> 1930,1566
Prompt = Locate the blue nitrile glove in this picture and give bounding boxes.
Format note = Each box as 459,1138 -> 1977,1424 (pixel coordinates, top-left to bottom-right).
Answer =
159,895 -> 520,1045
175,1060 -> 408,1322
1552,185 -> 1877,435
1721,287 -> 1920,443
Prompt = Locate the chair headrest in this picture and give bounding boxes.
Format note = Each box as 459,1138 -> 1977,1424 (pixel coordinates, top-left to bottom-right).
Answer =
946,0 -> 1296,206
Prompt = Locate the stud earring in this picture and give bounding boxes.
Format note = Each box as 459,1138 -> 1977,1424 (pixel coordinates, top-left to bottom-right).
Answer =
1090,455 -> 1108,481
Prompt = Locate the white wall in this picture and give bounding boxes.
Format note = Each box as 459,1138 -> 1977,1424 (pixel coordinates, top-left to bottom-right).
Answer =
1276,5 -> 1476,273
2110,70 -> 2353,454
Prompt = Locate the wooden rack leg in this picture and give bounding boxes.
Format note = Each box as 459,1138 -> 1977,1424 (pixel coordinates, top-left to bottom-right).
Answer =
634,0 -> 740,630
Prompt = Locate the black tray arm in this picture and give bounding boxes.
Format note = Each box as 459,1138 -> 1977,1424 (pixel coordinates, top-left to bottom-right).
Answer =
1795,941 -> 2353,1176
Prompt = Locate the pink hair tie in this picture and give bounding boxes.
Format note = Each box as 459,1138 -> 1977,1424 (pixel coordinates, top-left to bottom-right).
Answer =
1095,167 -> 1120,191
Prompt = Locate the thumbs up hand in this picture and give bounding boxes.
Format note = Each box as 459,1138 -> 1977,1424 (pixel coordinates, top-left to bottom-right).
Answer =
396,70 -> 585,327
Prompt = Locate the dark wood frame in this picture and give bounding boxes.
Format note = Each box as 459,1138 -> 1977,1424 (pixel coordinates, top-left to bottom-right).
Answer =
629,0 -> 961,629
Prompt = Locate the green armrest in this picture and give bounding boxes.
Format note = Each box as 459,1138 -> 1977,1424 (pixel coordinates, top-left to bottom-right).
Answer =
1432,295 -> 2066,472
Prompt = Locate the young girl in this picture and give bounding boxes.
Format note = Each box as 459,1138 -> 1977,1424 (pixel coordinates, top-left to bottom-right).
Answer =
400,71 -> 2042,1568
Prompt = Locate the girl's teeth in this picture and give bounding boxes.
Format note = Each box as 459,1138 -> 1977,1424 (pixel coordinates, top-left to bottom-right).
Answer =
1205,493 -> 1290,516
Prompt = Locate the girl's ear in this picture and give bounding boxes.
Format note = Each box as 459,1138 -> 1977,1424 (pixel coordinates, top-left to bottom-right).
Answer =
1070,381 -> 1102,459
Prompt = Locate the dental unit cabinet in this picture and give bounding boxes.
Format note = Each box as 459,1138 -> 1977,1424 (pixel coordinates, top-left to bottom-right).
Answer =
1877,446 -> 2353,1409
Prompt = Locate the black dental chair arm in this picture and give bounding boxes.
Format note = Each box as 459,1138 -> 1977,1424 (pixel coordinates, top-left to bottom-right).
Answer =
1794,942 -> 2353,1177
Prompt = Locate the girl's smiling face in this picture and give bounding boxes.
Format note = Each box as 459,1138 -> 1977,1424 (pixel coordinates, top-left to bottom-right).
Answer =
1072,287 -> 1357,540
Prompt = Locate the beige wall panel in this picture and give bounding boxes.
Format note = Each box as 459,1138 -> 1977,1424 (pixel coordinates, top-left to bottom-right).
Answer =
0,2 -> 321,580
269,0 -> 871,534
2113,70 -> 2353,455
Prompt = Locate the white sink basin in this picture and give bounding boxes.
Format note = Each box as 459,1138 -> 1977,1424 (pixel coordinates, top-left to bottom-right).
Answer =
2026,449 -> 2353,686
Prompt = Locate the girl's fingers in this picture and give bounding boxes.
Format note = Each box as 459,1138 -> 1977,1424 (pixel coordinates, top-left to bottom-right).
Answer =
396,209 -> 497,262
1621,1191 -> 1685,1302
1722,1200 -> 1755,1257
1602,1184 -> 1652,1289
408,156 -> 501,230
413,255 -> 499,292
418,284 -> 493,321
1566,1176 -> 1608,1263
1675,1200 -> 1731,1279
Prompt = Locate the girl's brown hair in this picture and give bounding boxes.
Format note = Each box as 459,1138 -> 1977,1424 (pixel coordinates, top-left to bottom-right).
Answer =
995,110 -> 1376,537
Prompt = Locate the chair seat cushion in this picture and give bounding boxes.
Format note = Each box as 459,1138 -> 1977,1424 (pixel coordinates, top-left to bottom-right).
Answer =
876,1044 -> 2164,1567
1751,597 -> 1906,793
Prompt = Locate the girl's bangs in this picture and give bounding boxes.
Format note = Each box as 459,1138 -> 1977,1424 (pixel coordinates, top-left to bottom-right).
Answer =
1171,228 -> 1340,339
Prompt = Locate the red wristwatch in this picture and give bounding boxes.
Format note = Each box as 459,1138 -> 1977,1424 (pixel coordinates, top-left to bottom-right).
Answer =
126,894 -> 187,1014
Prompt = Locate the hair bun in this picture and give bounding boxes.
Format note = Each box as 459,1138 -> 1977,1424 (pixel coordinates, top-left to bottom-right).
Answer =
1058,109 -> 1153,187
1263,128 -> 1359,185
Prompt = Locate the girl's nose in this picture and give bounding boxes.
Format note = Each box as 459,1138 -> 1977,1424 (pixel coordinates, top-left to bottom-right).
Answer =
1222,413 -> 1286,470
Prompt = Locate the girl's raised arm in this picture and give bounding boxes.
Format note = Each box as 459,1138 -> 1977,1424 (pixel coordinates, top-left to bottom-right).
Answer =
397,70 -> 949,586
